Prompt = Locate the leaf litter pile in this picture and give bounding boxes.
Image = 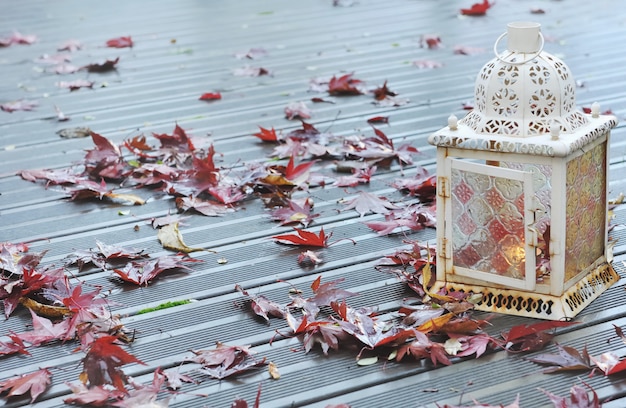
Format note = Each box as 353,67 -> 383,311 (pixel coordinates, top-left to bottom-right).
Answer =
2,1 -> 626,407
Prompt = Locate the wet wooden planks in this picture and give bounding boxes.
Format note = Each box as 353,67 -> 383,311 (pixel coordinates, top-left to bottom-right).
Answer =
1,0 -> 626,407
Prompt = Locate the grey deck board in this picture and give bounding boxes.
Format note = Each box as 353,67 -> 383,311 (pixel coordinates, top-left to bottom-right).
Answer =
1,0 -> 626,407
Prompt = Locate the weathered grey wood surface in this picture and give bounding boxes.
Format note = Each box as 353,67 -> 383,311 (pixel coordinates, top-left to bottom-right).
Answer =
1,0 -> 625,407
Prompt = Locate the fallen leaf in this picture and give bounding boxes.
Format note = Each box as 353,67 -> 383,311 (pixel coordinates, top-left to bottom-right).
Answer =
527,344 -> 593,373
188,342 -> 267,380
413,60 -> 444,69
367,116 -> 389,124
420,34 -> 442,49
57,39 -> 82,52
341,191 -> 401,217
106,36 -> 133,48
82,57 -> 120,73
591,351 -> 626,375
80,336 -> 145,391
328,73 -> 365,96
0,31 -> 37,47
236,284 -> 286,322
112,254 -> 199,286
234,47 -> 268,60
252,126 -> 280,142
272,227 -> 330,247
460,0 -> 492,16
1,99 -> 38,113
297,250 -> 323,265
501,321 -> 578,352
268,361 -> 280,379
453,45 -> 486,55
199,92 -> 222,101
157,223 -> 204,253
284,101 -> 312,120
233,66 -> 271,77
540,382 -> 599,408
0,369 -> 51,403
57,127 -> 92,139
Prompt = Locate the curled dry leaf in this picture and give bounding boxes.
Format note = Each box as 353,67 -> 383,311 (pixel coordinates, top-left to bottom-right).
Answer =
268,361 -> 280,379
157,223 -> 203,253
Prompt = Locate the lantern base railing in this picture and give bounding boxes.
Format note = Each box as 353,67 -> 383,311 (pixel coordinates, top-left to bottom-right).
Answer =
432,263 -> 619,320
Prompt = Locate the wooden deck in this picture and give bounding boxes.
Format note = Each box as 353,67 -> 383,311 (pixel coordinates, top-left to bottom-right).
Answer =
1,0 -> 625,407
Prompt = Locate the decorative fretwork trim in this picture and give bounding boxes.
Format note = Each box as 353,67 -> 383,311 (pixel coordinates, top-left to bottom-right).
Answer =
432,263 -> 618,320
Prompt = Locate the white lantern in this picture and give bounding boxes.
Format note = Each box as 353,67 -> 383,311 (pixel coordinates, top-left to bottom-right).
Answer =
429,22 -> 619,320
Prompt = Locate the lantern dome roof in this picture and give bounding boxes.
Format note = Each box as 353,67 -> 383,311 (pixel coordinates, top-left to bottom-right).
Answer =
460,22 -> 589,137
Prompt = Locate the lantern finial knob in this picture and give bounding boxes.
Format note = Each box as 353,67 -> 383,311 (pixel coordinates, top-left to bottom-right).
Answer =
550,122 -> 560,140
448,114 -> 458,130
591,102 -> 600,118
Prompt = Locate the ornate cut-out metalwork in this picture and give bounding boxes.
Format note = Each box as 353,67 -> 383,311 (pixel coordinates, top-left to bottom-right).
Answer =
436,263 -> 619,320
461,51 -> 590,137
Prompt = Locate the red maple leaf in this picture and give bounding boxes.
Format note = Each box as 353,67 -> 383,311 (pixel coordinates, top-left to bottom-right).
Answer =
188,342 -> 267,380
80,335 -> 145,392
420,34 -> 442,49
0,368 -> 51,403
284,312 -> 349,354
541,382 -> 599,408
82,57 -> 120,73
500,321 -> 578,352
153,123 -> 196,153
285,121 -> 321,141
285,155 -> 315,182
527,343 -> 593,373
57,79 -> 94,91
460,0 -> 492,15
175,195 -> 232,216
371,80 -> 397,101
15,309 -> 71,346
236,284 -> 286,322
0,31 -> 37,47
252,126 -> 279,142
199,92 -> 222,101
392,172 -> 437,202
341,191 -> 401,217
0,99 -> 38,112
84,131 -> 125,179
57,39 -> 82,52
270,198 -> 319,227
64,382 -> 125,406
333,165 -> 376,187
284,101 -> 312,120
0,333 -> 30,357
106,36 -> 133,48
367,116 -> 389,124
272,227 -> 330,247
112,255 -> 199,286
328,73 -> 365,96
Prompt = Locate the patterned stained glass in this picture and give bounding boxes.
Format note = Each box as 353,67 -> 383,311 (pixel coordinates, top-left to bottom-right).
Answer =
451,167 -> 526,279
565,142 -> 606,281
500,162 -> 552,234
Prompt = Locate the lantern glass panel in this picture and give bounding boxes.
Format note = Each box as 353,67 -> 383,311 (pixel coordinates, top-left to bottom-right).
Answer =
565,141 -> 607,281
451,166 -> 527,280
500,162 -> 552,233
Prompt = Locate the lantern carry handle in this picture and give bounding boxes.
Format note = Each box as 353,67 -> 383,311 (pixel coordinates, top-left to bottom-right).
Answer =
493,31 -> 544,65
